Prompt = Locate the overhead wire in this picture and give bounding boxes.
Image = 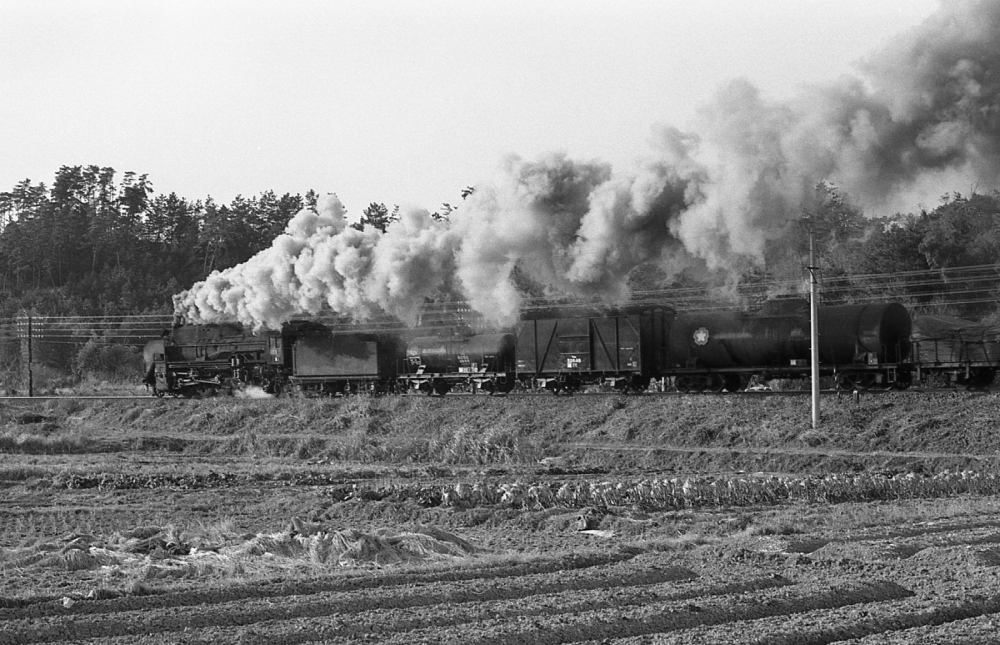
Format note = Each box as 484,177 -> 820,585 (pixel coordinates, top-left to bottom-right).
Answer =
2,263 -> 997,344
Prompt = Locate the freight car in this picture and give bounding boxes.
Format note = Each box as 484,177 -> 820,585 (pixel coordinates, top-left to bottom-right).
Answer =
668,298 -> 913,392
401,332 -> 517,395
911,315 -> 1000,388
515,305 -> 673,393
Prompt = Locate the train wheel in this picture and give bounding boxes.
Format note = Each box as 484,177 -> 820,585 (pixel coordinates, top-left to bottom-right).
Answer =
707,374 -> 726,393
676,375 -> 696,393
965,368 -> 995,390
628,376 -> 650,393
723,374 -> 743,392
892,372 -> 913,390
837,371 -> 876,391
184,384 -> 217,399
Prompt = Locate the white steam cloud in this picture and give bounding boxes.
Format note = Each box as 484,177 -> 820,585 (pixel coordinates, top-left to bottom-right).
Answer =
175,0 -> 1000,330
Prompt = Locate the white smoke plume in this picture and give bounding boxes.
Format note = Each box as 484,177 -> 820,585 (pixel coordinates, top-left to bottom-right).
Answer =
670,0 -> 1000,269
175,0 -> 1000,329
174,196 -> 457,329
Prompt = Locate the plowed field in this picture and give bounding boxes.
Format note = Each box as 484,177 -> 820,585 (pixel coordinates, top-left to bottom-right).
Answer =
3,393 -> 1000,644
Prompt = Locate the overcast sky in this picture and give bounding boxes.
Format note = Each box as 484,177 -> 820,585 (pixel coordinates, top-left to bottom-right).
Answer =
1,0 -> 941,216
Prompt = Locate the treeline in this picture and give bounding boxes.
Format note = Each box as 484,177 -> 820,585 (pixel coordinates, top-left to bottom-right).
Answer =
0,165 -> 318,317
685,186 -> 1000,322
1,166 -> 999,322
813,190 -> 1000,320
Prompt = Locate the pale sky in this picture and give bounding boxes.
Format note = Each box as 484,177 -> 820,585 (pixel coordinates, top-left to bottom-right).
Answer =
1,0 -> 942,216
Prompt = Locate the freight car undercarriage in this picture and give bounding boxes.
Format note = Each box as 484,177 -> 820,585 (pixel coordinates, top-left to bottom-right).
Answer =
668,365 -> 912,393
525,373 -> 651,394
403,368 -> 517,396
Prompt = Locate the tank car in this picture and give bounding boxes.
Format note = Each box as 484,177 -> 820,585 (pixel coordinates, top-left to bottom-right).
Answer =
515,305 -> 673,393
667,298 -> 912,391
142,322 -> 279,397
402,332 -> 516,395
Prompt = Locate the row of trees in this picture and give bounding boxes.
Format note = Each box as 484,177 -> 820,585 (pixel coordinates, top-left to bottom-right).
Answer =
714,187 -> 1000,322
0,166 -> 467,318
2,167 -> 999,322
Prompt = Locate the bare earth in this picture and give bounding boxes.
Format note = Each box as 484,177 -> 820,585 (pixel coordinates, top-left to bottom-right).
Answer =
2,392 -> 1000,644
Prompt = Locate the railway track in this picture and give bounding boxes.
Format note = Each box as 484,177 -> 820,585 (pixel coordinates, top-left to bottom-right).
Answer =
0,386 -> 987,402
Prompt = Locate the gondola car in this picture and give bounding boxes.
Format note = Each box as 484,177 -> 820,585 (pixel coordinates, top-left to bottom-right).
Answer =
911,315 -> 1000,388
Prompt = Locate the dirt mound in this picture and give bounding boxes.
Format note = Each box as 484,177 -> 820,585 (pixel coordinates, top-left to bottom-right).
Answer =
0,522 -> 478,588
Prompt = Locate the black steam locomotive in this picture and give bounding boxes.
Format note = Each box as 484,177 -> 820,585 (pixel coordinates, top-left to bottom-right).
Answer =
142,297 -> 997,397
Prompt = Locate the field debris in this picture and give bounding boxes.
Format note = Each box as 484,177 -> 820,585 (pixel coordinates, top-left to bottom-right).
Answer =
0,522 -> 478,585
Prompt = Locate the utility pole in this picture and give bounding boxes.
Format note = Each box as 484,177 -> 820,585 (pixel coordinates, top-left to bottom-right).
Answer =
807,222 -> 820,429
18,316 -> 33,397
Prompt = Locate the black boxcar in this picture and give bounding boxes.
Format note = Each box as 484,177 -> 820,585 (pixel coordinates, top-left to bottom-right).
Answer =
515,305 -> 673,393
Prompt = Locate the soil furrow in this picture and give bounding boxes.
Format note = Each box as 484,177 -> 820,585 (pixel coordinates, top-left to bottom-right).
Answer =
0,550 -> 639,619
600,592 -> 1000,644
841,613 -> 1000,644
0,565 -> 700,644
2,574 -> 794,645
341,579 -> 912,645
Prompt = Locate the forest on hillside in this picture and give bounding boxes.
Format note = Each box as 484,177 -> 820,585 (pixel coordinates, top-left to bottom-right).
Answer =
0,164 -> 998,389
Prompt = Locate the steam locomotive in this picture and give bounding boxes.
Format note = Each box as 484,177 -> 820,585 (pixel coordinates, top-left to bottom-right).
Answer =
142,297 -> 998,397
